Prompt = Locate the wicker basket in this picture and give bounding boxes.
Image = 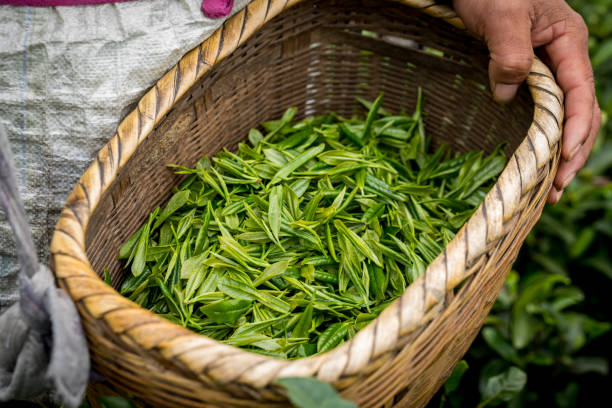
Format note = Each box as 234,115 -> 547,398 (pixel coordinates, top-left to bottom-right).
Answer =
50,0 -> 563,406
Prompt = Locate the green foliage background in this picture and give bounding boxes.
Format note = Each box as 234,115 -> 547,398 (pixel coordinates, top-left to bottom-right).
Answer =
432,1 -> 612,406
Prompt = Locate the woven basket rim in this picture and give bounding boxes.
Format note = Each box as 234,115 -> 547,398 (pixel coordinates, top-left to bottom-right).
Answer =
50,0 -> 564,390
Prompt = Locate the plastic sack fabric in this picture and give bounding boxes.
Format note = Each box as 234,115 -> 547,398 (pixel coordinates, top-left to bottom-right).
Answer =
0,120 -> 89,407
0,0 -> 249,312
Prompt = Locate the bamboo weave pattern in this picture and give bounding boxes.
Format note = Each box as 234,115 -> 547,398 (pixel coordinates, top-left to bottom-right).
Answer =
51,0 -> 563,406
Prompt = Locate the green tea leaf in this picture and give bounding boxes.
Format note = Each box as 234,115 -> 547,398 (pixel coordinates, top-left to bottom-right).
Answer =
363,92 -> 384,140
293,303 -> 313,338
184,266 -> 207,301
566,356 -> 609,375
368,264 -> 386,300
276,377 -> 357,408
103,269 -> 112,286
98,396 -> 137,408
361,203 -> 385,224
254,260 -> 290,287
180,251 -> 208,280
118,224 -> 145,260
219,277 -> 290,314
482,327 -> 521,364
478,366 -> 526,407
248,128 -> 264,146
154,190 -> 190,229
334,220 -> 382,267
270,144 -> 325,184
132,210 -> 157,277
444,360 -> 469,394
201,299 -> 251,324
317,322 -> 349,353
219,235 -> 269,268
269,185 -> 283,242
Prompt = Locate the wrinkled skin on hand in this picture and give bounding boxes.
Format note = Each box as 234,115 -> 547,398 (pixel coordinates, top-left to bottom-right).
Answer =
453,0 -> 602,204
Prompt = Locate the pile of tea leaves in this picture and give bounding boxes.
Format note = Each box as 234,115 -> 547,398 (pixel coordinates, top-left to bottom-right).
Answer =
118,91 -> 506,359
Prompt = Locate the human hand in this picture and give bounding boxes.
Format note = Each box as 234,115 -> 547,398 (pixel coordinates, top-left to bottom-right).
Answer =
452,0 -> 601,204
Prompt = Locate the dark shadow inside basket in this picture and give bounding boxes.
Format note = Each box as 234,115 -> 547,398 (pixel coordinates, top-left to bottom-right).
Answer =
84,0 -> 533,288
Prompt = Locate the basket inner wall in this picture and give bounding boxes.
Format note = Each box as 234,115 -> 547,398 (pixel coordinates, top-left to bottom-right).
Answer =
85,0 -> 533,287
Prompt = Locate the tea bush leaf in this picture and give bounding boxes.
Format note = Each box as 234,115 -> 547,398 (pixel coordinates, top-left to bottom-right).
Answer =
277,377 -> 357,408
478,366 -> 526,407
444,360 -> 469,394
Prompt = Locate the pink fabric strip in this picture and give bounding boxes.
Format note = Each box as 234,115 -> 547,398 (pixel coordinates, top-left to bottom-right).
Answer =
201,0 -> 233,18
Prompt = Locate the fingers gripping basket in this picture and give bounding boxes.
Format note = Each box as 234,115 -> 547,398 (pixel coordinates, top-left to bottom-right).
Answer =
50,0 -> 563,406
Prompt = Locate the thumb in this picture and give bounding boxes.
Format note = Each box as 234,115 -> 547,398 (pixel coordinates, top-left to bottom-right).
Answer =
484,5 -> 534,103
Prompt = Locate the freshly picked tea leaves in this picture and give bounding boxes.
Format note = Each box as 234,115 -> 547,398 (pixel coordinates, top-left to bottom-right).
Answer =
118,91 -> 506,359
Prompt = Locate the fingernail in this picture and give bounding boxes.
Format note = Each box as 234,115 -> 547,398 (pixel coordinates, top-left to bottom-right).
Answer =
562,171 -> 577,189
567,143 -> 582,161
548,187 -> 563,204
494,83 -> 519,104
